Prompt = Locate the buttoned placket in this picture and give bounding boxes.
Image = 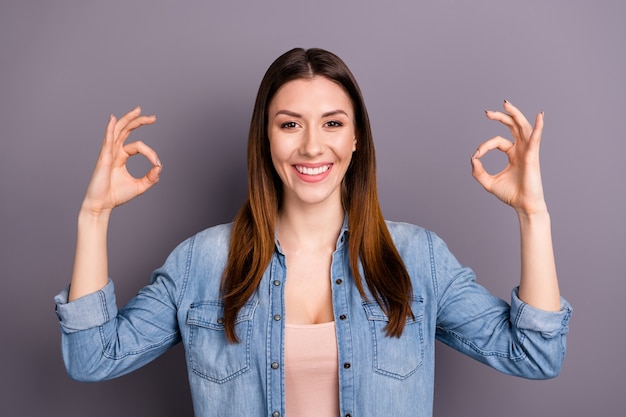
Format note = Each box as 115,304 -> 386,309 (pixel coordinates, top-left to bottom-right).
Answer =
268,223 -> 354,417
267,249 -> 286,417
332,230 -> 355,417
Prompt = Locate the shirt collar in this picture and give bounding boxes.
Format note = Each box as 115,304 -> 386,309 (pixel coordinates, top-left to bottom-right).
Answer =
274,213 -> 349,255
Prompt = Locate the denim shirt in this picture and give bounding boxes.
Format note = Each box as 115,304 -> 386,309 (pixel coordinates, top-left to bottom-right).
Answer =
55,220 -> 572,417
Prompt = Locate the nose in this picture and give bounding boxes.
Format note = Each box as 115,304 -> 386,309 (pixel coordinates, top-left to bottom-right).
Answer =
300,127 -> 323,156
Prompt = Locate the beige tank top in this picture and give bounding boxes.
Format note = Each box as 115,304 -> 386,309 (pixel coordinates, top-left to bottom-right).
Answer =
285,321 -> 339,416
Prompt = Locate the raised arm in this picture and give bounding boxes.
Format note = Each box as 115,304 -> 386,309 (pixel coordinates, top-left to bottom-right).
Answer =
470,100 -> 560,311
69,107 -> 161,301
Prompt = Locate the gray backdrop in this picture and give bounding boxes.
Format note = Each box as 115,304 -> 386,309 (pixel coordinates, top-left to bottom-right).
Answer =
1,0 -> 624,416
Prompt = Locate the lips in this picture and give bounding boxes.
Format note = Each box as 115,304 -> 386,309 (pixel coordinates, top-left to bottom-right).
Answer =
294,164 -> 332,176
291,163 -> 334,184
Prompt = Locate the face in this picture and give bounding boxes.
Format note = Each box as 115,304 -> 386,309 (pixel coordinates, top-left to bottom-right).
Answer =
267,76 -> 357,210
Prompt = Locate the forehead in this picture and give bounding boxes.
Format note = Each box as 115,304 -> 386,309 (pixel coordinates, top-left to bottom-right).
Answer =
269,76 -> 353,114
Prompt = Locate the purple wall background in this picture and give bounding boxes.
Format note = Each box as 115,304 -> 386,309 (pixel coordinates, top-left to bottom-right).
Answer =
1,1 -> 624,416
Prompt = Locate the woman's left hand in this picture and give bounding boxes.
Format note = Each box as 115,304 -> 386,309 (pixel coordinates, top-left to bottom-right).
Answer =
471,100 -> 548,216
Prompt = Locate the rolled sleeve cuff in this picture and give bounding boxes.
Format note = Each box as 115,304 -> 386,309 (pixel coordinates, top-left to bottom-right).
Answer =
510,287 -> 572,338
54,280 -> 118,334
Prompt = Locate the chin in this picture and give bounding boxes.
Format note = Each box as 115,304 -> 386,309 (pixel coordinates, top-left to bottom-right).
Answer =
289,187 -> 342,207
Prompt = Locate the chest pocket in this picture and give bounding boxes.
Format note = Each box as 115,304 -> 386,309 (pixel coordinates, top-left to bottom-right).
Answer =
362,296 -> 425,379
186,299 -> 258,383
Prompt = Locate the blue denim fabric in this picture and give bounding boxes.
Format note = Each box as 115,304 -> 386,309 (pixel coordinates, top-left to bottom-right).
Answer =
55,220 -> 572,417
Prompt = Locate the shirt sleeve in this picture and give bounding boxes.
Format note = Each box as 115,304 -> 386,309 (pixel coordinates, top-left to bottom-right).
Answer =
52,237 -> 193,382
430,230 -> 572,379
54,280 -> 118,333
510,286 -> 572,339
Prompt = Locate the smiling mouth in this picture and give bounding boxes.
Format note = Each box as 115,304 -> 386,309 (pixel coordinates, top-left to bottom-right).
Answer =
294,164 -> 332,176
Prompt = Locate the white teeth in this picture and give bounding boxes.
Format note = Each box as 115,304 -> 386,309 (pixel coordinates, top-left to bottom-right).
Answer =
295,164 -> 331,175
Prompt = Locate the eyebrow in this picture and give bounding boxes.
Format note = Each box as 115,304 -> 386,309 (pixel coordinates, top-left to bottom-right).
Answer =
273,109 -> 350,119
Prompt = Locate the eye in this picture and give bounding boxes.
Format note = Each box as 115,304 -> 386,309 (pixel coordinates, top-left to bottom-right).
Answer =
325,120 -> 343,128
280,121 -> 298,129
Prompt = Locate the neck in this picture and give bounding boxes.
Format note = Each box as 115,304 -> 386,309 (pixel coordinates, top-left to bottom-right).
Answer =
277,199 -> 345,251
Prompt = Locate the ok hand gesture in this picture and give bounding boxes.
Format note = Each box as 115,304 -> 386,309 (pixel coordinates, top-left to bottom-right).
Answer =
81,106 -> 162,216
471,101 -> 548,216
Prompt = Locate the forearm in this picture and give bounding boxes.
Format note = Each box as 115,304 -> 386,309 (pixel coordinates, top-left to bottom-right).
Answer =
68,208 -> 111,301
517,209 -> 561,311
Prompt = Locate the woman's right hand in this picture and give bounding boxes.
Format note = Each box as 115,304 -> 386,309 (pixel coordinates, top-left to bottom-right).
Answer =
81,106 -> 162,216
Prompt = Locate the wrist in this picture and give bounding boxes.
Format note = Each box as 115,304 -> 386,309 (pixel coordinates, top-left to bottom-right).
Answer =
78,205 -> 112,225
515,201 -> 549,220
516,208 -> 552,233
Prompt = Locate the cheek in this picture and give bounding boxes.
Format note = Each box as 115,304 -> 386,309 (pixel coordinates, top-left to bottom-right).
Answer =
267,133 -> 280,163
343,133 -> 357,155
269,148 -> 281,171
268,142 -> 290,176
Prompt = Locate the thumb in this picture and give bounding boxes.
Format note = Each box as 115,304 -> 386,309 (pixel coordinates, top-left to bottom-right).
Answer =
471,151 -> 493,191
136,162 -> 162,195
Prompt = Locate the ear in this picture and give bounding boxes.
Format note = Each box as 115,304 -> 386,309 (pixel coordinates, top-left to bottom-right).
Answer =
352,135 -> 357,152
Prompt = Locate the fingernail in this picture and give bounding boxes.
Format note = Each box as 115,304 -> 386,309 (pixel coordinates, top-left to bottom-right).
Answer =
156,158 -> 162,167
504,99 -> 509,104
541,110 -> 545,117
471,149 -> 480,159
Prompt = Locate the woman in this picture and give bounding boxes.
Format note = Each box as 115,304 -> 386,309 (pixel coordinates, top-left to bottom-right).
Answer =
55,48 -> 571,417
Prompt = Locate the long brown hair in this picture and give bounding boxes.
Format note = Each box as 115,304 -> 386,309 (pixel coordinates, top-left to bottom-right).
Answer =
221,48 -> 413,342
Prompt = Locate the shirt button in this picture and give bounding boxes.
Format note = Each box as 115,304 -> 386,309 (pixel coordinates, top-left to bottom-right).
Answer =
271,362 -> 280,370
343,362 -> 351,369
345,414 -> 352,417
335,278 -> 343,285
273,280 -> 281,286
217,317 -> 225,324
339,314 -> 347,320
273,314 -> 281,321
272,412 -> 280,417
